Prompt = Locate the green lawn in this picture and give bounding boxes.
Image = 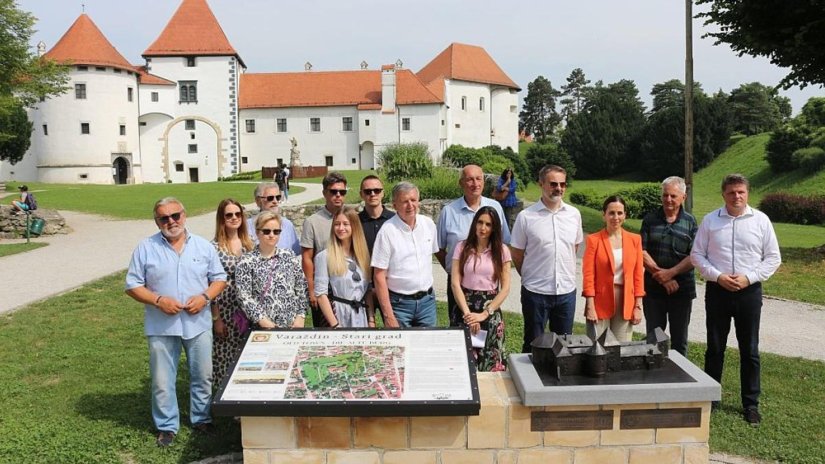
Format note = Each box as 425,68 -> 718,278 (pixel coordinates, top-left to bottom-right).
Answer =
1,275 -> 822,463
1,182 -> 304,220
0,242 -> 48,257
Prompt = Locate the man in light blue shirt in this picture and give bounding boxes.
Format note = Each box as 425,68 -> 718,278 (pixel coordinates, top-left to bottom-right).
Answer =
126,197 -> 226,447
436,165 -> 510,326
247,182 -> 300,254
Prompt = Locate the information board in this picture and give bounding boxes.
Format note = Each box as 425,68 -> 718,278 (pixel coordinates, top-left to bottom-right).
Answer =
212,328 -> 480,417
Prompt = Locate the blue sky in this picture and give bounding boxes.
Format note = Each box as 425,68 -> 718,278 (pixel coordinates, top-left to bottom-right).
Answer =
20,0 -> 824,113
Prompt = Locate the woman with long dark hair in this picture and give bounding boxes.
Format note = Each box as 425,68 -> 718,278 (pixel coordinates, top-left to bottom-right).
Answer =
210,198 -> 254,388
450,206 -> 511,371
314,207 -> 374,327
493,168 -> 518,229
582,195 -> 645,342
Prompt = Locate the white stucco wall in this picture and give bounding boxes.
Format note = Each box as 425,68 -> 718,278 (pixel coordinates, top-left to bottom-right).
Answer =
444,80 -> 519,152
491,88 -> 519,151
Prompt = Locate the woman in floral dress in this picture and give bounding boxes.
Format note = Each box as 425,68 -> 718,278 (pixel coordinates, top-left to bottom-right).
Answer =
236,211 -> 308,329
450,206 -> 511,371
210,198 -> 254,389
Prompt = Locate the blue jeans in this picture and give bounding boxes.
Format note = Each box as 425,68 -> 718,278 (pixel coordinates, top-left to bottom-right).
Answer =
520,287 -> 576,353
390,291 -> 437,327
148,330 -> 213,433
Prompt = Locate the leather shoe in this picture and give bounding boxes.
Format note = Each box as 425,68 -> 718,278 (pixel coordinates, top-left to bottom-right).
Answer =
156,430 -> 176,447
743,407 -> 761,427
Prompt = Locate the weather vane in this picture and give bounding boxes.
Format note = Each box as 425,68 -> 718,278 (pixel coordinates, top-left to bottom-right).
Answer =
81,3 -> 85,13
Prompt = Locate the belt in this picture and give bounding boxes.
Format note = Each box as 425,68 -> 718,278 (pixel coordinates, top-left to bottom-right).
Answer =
390,287 -> 433,300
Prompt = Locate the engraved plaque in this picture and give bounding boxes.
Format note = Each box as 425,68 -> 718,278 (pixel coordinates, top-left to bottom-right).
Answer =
531,410 -> 614,431
620,408 -> 702,429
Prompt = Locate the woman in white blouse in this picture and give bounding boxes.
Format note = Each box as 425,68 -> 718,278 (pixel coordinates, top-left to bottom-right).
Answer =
314,207 -> 374,328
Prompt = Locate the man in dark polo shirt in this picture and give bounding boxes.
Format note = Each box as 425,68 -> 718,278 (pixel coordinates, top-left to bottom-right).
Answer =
358,175 -> 395,253
640,176 -> 698,357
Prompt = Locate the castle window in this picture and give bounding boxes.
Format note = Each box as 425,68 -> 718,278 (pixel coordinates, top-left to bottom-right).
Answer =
342,117 -> 353,131
42,124 -> 48,135
127,87 -> 133,102
325,156 -> 334,167
242,157 -> 248,164
188,144 -> 198,154
402,117 -> 411,131
151,92 -> 158,102
75,83 -> 86,99
461,96 -> 467,111
77,65 -> 88,71
364,119 -> 370,127
113,68 -> 121,74
179,81 -> 197,103
277,118 -> 287,132
175,162 -> 184,172
80,123 -> 90,134
245,119 -> 256,133
185,119 -> 195,130
186,57 -> 196,67
310,117 -> 321,132
119,125 -> 126,136
95,66 -> 106,72
479,97 -> 485,111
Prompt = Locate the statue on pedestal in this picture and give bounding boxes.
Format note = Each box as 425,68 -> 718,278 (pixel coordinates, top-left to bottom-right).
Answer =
289,137 -> 302,167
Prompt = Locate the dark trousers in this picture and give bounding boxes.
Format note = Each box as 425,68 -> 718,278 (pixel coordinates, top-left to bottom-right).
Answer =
447,278 -> 459,327
704,282 -> 762,409
520,287 -> 576,353
644,295 -> 693,357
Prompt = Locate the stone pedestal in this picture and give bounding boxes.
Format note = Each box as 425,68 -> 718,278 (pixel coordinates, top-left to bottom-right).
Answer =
0,206 -> 70,239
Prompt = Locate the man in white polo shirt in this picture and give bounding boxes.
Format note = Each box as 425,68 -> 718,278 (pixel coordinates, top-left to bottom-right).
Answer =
372,181 -> 439,327
511,164 -> 583,353
691,173 -> 780,427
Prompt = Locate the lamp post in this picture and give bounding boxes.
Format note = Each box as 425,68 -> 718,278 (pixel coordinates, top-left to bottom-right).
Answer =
684,0 -> 694,213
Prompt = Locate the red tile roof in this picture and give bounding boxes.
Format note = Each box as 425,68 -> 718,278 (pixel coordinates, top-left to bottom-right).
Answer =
417,43 -> 520,91
43,14 -> 134,72
143,0 -> 244,66
239,69 -> 442,109
134,66 -> 176,86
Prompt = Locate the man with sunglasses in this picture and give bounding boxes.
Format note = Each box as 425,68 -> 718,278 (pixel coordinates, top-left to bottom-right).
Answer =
640,176 -> 698,357
301,171 -> 348,326
511,165 -> 583,353
248,183 -> 300,254
358,175 -> 395,253
125,197 -> 227,447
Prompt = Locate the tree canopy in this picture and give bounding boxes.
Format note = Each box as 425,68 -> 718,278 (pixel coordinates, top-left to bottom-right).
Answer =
560,68 -> 591,123
697,0 -> 825,89
727,82 -> 790,135
518,76 -> 561,143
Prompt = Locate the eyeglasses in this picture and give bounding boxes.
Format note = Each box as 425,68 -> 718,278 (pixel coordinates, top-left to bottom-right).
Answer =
328,189 -> 348,197
348,261 -> 362,283
362,188 -> 383,195
224,211 -> 243,219
156,211 -> 183,224
548,181 -> 567,188
258,228 -> 282,236
257,194 -> 281,202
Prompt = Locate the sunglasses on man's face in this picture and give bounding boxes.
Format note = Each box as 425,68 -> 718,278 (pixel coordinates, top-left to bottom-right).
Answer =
548,181 -> 567,188
224,211 -> 243,220
328,189 -> 348,197
257,194 -> 281,202
362,188 -> 383,195
258,228 -> 282,236
156,211 -> 183,224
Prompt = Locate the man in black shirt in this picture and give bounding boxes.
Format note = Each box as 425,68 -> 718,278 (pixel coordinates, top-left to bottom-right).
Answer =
358,175 -> 395,252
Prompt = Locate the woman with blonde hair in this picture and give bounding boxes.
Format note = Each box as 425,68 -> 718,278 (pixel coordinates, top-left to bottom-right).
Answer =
210,198 -> 254,388
314,207 -> 374,328
236,211 -> 308,329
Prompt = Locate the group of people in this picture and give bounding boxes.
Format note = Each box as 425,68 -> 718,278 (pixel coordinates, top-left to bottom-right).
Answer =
125,166 -> 780,447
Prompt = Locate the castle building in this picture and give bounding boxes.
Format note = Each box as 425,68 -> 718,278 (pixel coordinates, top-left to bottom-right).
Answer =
1,0 -> 520,184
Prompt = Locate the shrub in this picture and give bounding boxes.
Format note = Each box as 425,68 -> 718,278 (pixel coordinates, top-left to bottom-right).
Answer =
766,124 -> 812,172
792,146 -> 825,171
524,143 -> 576,183
220,171 -> 258,181
377,142 -> 433,181
442,144 -> 489,168
484,145 -> 531,187
410,167 -> 462,200
567,183 -> 660,219
443,144 -> 532,188
759,192 -> 825,225
481,154 -> 510,178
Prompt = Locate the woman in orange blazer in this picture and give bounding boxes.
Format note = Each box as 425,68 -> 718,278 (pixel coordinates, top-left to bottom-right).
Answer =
582,195 -> 645,342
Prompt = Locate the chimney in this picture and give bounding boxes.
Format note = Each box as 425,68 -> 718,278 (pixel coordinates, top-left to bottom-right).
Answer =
381,64 -> 396,113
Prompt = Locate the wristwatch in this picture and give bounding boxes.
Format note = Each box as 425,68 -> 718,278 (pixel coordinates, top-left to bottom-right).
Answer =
202,293 -> 212,305
487,306 -> 495,317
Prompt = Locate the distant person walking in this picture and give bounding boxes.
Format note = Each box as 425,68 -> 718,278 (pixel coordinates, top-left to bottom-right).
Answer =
691,174 -> 781,426
582,196 -> 645,342
511,165 -> 583,352
210,198 -> 254,389
125,197 -> 227,447
641,177 -> 697,357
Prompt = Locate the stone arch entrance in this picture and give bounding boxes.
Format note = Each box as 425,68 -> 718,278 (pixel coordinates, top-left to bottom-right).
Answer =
112,156 -> 130,184
159,116 -> 226,183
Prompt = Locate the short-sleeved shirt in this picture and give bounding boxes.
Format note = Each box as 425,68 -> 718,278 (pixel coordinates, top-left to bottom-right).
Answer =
437,196 -> 511,274
640,207 -> 698,299
371,214 -> 438,294
126,231 -> 227,339
248,214 -> 301,255
301,207 -> 334,252
511,200 -> 583,295
452,240 -> 512,291
359,207 -> 396,253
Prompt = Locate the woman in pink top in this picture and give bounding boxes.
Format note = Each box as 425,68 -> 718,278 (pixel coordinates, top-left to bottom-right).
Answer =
451,206 -> 511,371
